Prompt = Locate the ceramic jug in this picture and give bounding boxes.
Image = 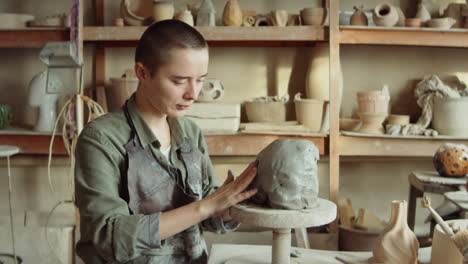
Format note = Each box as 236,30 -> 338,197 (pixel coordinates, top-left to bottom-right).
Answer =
373,3 -> 399,27
350,6 -> 368,26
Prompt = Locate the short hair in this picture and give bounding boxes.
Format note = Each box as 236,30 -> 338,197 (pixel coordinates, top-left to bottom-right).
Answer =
135,20 -> 208,76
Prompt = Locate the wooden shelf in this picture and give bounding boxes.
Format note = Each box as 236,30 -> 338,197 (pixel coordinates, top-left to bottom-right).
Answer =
0,28 -> 70,48
340,26 -> 468,48
339,134 -> 468,157
0,128 -> 67,155
205,134 -> 326,156
83,26 -> 327,46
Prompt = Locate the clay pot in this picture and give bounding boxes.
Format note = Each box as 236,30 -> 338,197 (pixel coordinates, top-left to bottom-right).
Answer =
222,0 -> 243,26
373,3 -> 399,27
196,79 -> 224,102
306,43 -> 343,103
356,90 -> 390,114
415,3 -> 431,26
300,8 -> 328,26
152,0 -> 174,23
405,18 -> 421,28
395,7 -> 406,27
269,10 -> 289,27
244,102 -> 287,123
358,112 -> 386,134
431,219 -> 468,264
108,78 -> 139,111
432,96 -> 468,136
427,17 -> 457,29
175,7 -> 194,26
339,118 -> 361,132
114,18 -> 124,27
294,94 -> 324,132
196,0 -> 216,26
350,6 -> 368,26
371,200 -> 419,264
387,114 -> 410,126
120,0 -> 152,26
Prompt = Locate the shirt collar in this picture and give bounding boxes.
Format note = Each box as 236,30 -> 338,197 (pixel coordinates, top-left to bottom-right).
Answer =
126,94 -> 187,149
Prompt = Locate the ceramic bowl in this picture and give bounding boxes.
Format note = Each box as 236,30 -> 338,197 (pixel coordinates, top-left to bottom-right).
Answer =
405,18 -> 421,28
294,98 -> 324,132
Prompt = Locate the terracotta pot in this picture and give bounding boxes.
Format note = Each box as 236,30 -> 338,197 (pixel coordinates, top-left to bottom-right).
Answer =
405,18 -> 421,28
371,200 -> 419,264
306,43 -> 343,106
415,3 -> 431,26
222,0 -> 243,26
373,3 -> 399,27
300,8 -> 328,26
432,96 -> 468,136
427,17 -> 457,29
244,102 -> 287,123
339,226 -> 381,251
350,6 -> 368,26
152,0 -> 174,23
387,114 -> 410,126
108,78 -> 139,111
358,112 -> 386,135
431,219 -> 468,264
294,94 -> 324,132
356,90 -> 390,114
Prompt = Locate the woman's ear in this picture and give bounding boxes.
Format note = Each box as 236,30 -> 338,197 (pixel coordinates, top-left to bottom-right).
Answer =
134,62 -> 148,81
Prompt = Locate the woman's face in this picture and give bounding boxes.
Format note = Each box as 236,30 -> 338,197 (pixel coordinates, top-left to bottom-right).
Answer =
137,47 -> 209,117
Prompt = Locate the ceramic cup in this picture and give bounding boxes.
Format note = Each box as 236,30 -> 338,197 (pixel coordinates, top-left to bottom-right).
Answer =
405,18 -> 421,28
152,0 -> 174,23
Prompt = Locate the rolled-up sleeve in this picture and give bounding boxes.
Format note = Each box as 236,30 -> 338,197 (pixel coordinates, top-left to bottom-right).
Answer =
75,127 -> 161,263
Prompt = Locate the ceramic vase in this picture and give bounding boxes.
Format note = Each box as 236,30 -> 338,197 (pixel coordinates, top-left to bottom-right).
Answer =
196,0 -> 216,26
222,0 -> 242,26
371,200 -> 419,264
415,4 -> 431,26
350,6 -> 368,26
120,0 -> 153,26
373,3 -> 399,27
152,0 -> 174,23
269,10 -> 289,27
175,7 -> 194,26
358,113 -> 386,134
432,96 -> 468,136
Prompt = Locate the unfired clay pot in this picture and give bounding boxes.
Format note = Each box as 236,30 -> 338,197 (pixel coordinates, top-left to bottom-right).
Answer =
152,0 -> 174,23
370,200 -> 419,264
294,93 -> 324,132
300,8 -> 328,26
339,118 -> 361,132
373,3 -> 399,27
415,4 -> 431,26
245,102 -> 287,123
427,17 -> 457,29
356,89 -> 390,114
269,10 -> 289,27
405,18 -> 422,28
432,96 -> 468,136
350,6 -> 368,26
358,112 -> 386,135
431,219 -> 467,264
222,0 -> 242,26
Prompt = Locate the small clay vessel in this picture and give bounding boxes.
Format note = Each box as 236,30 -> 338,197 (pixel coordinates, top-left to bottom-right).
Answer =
427,17 -> 457,29
373,3 -> 399,27
350,6 -> 368,26
269,10 -> 288,27
405,18 -> 421,28
415,3 -> 431,26
222,0 -> 242,26
152,0 -> 174,23
175,6 -> 194,26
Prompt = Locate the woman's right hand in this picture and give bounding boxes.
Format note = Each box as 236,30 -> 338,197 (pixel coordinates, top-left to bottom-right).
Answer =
203,160 -> 258,218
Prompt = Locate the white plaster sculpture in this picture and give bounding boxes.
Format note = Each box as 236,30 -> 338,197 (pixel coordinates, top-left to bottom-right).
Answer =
196,79 -> 224,102
28,71 -> 62,132
249,139 -> 320,210
370,200 -> 419,264
196,0 -> 216,26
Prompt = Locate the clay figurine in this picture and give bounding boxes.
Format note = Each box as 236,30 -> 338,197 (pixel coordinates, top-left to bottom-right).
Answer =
248,139 -> 320,210
196,0 -> 216,26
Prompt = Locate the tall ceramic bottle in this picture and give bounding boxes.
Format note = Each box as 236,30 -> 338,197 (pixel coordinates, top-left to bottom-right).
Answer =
305,43 -> 343,132
371,200 -> 420,264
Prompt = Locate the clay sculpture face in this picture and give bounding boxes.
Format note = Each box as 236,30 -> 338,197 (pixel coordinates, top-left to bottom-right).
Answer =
249,139 -> 320,210
433,143 -> 468,177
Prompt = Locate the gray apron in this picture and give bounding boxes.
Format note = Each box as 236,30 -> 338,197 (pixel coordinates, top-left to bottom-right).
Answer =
122,101 -> 208,264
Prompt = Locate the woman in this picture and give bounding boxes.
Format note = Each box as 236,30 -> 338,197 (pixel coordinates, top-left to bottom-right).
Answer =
75,20 -> 258,264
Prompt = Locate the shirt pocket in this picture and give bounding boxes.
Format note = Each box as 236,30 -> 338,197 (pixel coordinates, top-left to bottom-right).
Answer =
181,148 -> 206,199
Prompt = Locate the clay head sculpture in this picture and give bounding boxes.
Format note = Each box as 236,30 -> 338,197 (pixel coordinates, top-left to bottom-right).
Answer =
249,139 -> 320,210
433,143 -> 468,177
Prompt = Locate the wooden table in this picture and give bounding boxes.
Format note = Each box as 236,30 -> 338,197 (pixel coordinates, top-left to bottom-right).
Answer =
407,171 -> 466,230
208,244 -> 432,264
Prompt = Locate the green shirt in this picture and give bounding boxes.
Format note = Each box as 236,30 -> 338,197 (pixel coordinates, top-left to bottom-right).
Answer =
75,96 -> 237,264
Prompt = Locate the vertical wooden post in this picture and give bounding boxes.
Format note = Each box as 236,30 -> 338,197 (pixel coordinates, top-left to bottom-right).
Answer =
94,0 -> 106,90
328,0 -> 341,233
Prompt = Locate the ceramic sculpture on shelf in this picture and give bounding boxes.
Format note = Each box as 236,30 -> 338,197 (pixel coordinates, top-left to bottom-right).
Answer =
350,6 -> 368,26
120,0 -> 153,26
415,3 -> 431,26
371,200 -> 419,264
433,143 -> 468,178
196,79 -> 224,102
152,0 -> 174,23
373,3 -> 399,27
222,0 -> 242,26
248,139 -> 320,210
175,6 -> 194,26
444,3 -> 466,28
269,10 -> 289,27
28,71 -> 62,132
196,0 -> 216,26
421,0 -> 466,17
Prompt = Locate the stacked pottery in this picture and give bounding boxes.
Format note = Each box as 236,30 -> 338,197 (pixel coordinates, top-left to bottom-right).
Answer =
356,85 -> 390,134
300,7 -> 328,25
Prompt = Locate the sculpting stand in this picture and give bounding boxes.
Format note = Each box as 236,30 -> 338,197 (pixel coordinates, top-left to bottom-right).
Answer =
229,198 -> 337,264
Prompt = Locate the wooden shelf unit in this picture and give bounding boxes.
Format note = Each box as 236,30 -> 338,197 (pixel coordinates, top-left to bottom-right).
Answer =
0,28 -> 70,48
0,134 -> 67,155
340,26 -> 468,48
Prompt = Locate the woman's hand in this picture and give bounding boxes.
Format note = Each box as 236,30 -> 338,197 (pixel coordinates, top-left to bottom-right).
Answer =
203,160 -> 258,219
